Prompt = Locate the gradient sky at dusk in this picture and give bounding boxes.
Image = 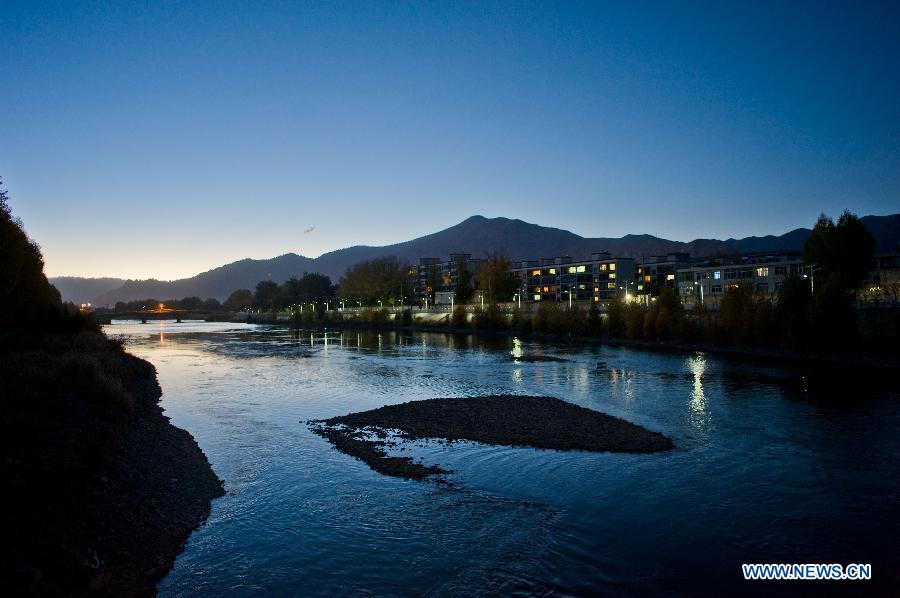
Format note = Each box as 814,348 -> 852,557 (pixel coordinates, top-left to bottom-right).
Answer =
2,1 -> 898,280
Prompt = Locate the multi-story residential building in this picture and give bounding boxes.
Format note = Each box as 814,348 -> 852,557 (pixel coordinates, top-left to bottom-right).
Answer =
639,253 -> 693,297
511,252 -> 636,304
676,252 -> 805,306
409,254 -> 483,304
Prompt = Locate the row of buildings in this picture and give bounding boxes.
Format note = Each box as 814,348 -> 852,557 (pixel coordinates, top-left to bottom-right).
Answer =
406,247 -> 900,307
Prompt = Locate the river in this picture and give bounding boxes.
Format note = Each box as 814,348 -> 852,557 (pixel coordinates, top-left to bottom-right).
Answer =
105,321 -> 899,596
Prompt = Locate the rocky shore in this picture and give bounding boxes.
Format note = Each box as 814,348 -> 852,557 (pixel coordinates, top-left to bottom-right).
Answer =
309,395 -> 672,480
4,346 -> 223,596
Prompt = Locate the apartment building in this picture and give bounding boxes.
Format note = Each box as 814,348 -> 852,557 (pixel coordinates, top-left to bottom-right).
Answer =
409,254 -> 484,303
639,253 -> 693,297
511,252 -> 636,304
676,252 -> 805,306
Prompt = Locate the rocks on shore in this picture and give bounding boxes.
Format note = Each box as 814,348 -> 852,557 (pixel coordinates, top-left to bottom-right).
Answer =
308,395 -> 672,480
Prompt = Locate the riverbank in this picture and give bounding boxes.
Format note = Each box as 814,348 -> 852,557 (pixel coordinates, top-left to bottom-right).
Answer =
243,313 -> 900,372
309,395 -> 673,480
1,332 -> 223,596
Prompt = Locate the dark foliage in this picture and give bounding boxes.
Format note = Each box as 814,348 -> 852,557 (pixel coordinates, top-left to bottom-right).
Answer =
338,256 -> 410,305
804,210 -> 876,290
224,288 -> 254,311
473,252 -> 518,304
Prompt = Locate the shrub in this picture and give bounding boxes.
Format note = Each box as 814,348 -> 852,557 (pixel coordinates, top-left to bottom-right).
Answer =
450,306 -> 468,329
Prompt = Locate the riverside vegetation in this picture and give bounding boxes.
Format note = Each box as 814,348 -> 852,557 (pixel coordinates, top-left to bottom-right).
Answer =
251,211 -> 899,361
0,180 -> 223,595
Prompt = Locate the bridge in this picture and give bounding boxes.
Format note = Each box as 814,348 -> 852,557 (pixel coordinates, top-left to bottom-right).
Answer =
92,310 -> 227,325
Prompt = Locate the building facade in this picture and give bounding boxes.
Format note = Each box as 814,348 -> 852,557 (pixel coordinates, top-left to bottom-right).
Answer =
409,254 -> 483,304
639,253 -> 693,298
676,252 -> 805,306
511,252 -> 636,304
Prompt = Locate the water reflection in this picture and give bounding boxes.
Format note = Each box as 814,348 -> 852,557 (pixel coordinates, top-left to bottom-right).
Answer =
510,337 -> 524,360
99,322 -> 900,596
687,353 -> 707,414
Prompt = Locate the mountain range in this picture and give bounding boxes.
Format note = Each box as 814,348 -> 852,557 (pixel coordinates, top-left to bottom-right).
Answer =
51,214 -> 900,305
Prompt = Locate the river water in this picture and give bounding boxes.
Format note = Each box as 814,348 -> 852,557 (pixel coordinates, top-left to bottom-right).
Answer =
105,321 -> 899,596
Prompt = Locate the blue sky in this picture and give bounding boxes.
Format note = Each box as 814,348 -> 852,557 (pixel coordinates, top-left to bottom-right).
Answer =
2,1 -> 898,279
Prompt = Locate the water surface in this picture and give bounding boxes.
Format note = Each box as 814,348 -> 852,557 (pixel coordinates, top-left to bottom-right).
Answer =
106,321 -> 900,595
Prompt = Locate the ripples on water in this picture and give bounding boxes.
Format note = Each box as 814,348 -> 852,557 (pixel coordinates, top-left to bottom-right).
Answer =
105,321 -> 900,596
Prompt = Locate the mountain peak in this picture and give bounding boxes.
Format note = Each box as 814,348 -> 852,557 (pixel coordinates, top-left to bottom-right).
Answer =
49,213 -> 900,304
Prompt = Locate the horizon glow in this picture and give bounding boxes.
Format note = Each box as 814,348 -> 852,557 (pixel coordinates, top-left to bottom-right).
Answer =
2,2 -> 898,280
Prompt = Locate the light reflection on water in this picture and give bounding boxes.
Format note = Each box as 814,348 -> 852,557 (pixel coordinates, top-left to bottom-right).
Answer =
104,321 -> 900,595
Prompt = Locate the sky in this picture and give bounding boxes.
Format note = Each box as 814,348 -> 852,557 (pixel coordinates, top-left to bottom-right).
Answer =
1,1 -> 898,280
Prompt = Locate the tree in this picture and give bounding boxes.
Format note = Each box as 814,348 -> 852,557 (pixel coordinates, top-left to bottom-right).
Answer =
474,252 -> 518,304
454,258 -> 474,304
224,289 -> 253,311
253,280 -> 280,311
803,210 -> 876,291
338,256 -> 409,304
280,272 -> 335,307
425,263 -> 442,296
718,284 -> 754,345
0,179 -> 60,330
775,276 -> 811,348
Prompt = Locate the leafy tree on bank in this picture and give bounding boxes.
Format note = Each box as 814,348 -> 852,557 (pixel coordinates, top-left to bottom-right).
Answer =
425,263 -> 442,298
338,256 -> 410,305
253,280 -> 280,311
454,258 -> 474,304
803,210 -> 876,291
279,272 -> 335,307
224,289 -> 254,311
474,252 -> 518,304
776,276 -> 812,349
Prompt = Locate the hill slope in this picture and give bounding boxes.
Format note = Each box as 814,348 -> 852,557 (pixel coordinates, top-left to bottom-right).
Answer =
53,213 -> 900,304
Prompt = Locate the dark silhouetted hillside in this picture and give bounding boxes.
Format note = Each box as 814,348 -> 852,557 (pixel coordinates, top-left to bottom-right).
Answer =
60,213 -> 900,304
48,277 -> 125,304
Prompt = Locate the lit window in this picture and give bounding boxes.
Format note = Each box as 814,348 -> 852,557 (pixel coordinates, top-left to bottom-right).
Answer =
645,275 -> 651,282
576,265 -> 586,273
609,263 -> 616,271
593,296 -> 599,302
666,274 -> 675,281
756,267 -> 769,277
568,266 -> 576,274
543,286 -> 549,292
637,285 -> 643,291
713,271 -> 721,280
549,268 -> 556,275
531,269 -> 540,276
533,294 -> 541,301
600,264 -> 608,271
609,272 -> 616,279
594,287 -> 599,292
607,282 -> 616,289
